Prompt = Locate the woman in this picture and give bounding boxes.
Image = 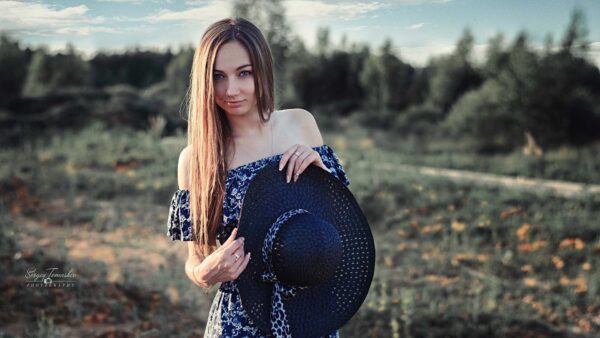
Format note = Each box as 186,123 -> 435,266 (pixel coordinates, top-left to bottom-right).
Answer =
167,17 -> 351,337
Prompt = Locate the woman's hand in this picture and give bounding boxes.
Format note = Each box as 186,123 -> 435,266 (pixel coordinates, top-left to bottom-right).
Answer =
279,144 -> 330,183
203,228 -> 250,283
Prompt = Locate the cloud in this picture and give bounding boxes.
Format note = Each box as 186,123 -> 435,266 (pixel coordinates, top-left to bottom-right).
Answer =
96,0 -> 143,3
406,22 -> 425,30
282,1 -> 387,50
344,25 -> 369,32
391,42 -> 489,66
579,41 -> 600,67
152,1 -> 387,23
97,0 -> 175,3
284,1 -> 387,21
54,26 -> 117,35
143,0 -> 230,23
388,0 -> 453,4
393,43 -> 454,65
0,1 -> 110,36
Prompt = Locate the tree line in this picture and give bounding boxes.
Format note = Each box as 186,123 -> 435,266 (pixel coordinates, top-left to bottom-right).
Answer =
0,3 -> 598,152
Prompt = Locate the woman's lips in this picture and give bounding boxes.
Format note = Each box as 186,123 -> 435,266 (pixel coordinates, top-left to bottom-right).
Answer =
226,100 -> 244,107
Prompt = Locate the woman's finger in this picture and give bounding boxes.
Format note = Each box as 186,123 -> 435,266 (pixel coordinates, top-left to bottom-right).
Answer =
232,251 -> 251,278
224,236 -> 244,255
231,245 -> 244,263
229,249 -> 245,272
279,144 -> 300,172
293,151 -> 319,182
225,227 -> 238,244
287,147 -> 310,183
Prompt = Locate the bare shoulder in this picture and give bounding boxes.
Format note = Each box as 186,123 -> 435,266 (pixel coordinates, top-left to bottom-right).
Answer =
177,145 -> 192,190
277,108 -> 313,123
274,108 -> 324,147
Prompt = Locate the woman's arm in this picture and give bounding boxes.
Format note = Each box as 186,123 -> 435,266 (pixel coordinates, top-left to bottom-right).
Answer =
185,230 -> 247,290
177,145 -> 211,289
177,146 -> 250,290
185,243 -> 214,290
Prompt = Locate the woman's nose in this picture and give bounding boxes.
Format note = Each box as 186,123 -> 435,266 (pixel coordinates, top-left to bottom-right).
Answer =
226,79 -> 240,96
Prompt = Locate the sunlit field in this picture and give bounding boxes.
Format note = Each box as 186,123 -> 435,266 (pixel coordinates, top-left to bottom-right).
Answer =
1,122 -> 598,337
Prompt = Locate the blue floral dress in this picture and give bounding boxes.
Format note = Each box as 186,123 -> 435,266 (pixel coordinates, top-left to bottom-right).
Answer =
167,144 -> 350,338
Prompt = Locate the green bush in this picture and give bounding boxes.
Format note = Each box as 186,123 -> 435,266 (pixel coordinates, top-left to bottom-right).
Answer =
444,79 -> 522,153
393,103 -> 444,136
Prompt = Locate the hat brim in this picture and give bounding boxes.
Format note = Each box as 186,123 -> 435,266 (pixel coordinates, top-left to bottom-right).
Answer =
236,162 -> 376,338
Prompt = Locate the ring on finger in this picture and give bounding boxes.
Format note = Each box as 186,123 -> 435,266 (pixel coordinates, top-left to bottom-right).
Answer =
234,253 -> 240,260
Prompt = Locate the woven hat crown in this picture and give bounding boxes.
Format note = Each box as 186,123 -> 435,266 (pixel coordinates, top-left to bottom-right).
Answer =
272,211 -> 343,288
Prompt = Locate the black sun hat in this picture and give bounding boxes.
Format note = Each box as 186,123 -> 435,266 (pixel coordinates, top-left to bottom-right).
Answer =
235,161 -> 376,338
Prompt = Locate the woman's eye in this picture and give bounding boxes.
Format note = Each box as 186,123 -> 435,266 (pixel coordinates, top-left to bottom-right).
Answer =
213,71 -> 251,81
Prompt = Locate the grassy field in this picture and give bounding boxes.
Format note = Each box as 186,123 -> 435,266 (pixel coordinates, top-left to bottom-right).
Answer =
328,122 -> 600,185
1,122 -> 598,337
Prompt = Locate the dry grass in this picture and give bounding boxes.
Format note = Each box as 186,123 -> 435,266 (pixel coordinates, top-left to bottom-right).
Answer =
1,123 -> 598,337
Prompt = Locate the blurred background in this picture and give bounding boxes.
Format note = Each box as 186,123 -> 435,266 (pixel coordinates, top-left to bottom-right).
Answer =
1,0 -> 599,337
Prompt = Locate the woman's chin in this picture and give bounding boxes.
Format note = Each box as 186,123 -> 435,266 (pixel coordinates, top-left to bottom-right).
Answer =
224,106 -> 253,116
225,107 -> 246,115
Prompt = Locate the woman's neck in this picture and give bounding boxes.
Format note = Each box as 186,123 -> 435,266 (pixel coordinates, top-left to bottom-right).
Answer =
228,110 -> 269,139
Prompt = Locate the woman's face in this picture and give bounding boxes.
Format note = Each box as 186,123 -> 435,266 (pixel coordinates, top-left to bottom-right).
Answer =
213,40 -> 257,117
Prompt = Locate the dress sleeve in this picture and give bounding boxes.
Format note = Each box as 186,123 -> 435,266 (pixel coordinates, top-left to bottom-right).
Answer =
319,145 -> 351,187
166,189 -> 194,241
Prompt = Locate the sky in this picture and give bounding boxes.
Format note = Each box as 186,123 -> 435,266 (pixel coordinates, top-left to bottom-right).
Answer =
1,0 -> 599,67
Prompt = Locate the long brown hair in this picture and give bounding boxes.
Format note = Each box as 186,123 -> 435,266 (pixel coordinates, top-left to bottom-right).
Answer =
186,17 -> 275,257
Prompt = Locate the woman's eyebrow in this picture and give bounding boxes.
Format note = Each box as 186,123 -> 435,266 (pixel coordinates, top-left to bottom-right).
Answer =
214,64 -> 252,73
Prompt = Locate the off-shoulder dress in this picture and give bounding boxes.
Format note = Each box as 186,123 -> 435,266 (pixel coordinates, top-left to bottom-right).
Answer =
166,144 -> 350,338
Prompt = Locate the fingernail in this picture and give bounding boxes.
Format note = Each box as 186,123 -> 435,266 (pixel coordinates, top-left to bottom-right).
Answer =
286,177 -> 290,183
279,165 -> 282,171
249,252 -> 251,259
